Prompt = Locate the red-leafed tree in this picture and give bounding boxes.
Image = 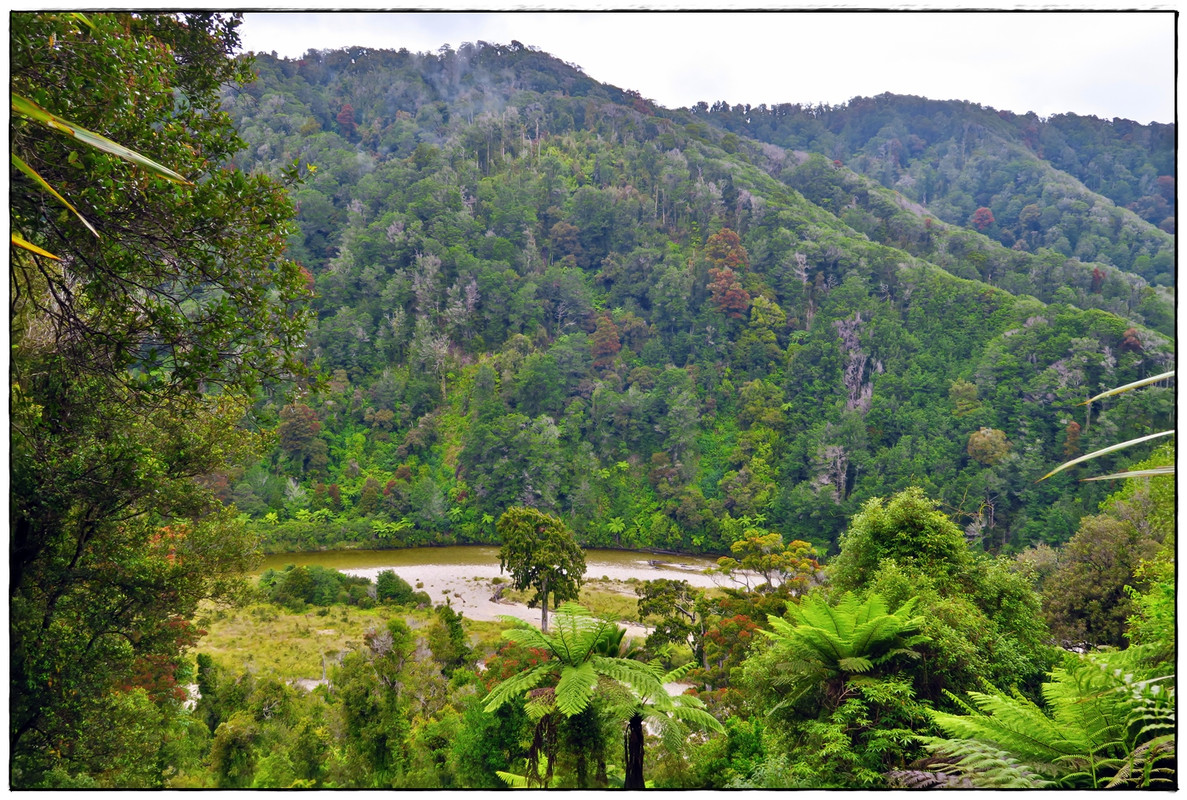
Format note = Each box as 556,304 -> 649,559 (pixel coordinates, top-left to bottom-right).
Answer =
708,266 -> 751,319
1063,420 -> 1082,458
705,228 -> 749,271
1155,174 -> 1174,202
1091,267 -> 1105,294
1120,327 -> 1144,353
336,102 -> 356,136
591,314 -> 621,368
970,206 -> 995,231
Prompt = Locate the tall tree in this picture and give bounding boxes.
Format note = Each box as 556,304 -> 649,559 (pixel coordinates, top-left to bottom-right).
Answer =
10,12 -> 310,787
496,507 -> 586,632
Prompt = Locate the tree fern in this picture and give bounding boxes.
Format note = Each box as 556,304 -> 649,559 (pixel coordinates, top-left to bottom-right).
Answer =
922,645 -> 1175,788
483,603 -> 716,788
760,591 -> 928,712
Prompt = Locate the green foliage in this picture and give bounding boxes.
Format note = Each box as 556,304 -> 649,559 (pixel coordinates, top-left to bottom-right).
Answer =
10,12 -> 312,787
497,507 -> 586,631
636,578 -> 707,664
21,31 -> 1172,788
221,42 -> 1173,560
1041,515 -> 1159,648
923,645 -> 1175,788
749,592 -> 928,714
829,488 -> 974,593
484,603 -> 720,788
426,603 -> 475,676
259,564 -> 373,609
712,530 -> 820,593
741,591 -> 933,786
374,569 -> 417,605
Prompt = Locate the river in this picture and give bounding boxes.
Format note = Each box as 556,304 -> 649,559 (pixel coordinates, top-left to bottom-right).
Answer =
259,546 -> 726,630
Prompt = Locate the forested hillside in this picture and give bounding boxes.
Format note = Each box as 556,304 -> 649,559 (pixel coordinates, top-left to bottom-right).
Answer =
219,43 -> 1174,555
700,93 -> 1175,281
10,16 -> 1175,789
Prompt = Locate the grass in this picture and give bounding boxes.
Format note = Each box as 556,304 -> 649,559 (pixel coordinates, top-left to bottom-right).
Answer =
194,600 -> 434,680
193,575 -> 715,680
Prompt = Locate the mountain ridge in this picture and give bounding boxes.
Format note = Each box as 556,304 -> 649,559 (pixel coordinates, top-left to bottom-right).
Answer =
218,41 -> 1175,556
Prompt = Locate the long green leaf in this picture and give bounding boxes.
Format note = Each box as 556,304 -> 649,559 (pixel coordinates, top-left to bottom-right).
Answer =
68,12 -> 97,30
1080,371 -> 1175,406
12,153 -> 98,236
11,233 -> 60,260
12,93 -> 192,185
1080,466 -> 1175,482
1037,430 -> 1174,482
496,770 -> 532,788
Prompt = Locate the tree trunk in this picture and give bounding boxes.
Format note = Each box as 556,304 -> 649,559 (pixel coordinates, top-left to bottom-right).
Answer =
575,747 -> 589,788
540,573 -> 549,632
624,712 -> 645,789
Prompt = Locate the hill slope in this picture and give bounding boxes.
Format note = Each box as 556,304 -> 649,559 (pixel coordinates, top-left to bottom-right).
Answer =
219,43 -> 1175,555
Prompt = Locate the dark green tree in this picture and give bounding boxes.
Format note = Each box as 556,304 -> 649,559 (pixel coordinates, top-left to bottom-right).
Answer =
496,507 -> 586,632
741,592 -> 931,787
10,12 -> 310,787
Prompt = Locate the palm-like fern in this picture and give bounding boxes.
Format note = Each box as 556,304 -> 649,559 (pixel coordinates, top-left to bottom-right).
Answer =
604,658 -> 726,788
483,603 -> 666,717
485,604 -> 725,788
761,592 -> 928,713
921,645 -> 1175,788
483,603 -> 673,787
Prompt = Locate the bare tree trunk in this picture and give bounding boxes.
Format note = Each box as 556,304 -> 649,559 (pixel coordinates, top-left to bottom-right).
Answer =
540,573 -> 549,632
624,712 -> 645,789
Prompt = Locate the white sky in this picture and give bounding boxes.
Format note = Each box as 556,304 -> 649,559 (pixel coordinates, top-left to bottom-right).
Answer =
236,8 -> 1176,124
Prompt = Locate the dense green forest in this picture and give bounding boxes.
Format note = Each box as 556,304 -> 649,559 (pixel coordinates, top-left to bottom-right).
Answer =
216,42 -> 1174,557
9,14 -> 1175,789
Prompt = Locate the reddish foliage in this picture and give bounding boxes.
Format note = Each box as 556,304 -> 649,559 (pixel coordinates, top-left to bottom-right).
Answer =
970,206 -> 995,231
704,228 -> 749,271
117,618 -> 205,704
336,103 -> 356,133
591,314 -> 621,366
1120,327 -> 1143,353
482,642 -> 550,691
1063,420 -> 1082,458
1156,175 -> 1174,202
1091,267 -> 1105,294
708,267 -> 751,319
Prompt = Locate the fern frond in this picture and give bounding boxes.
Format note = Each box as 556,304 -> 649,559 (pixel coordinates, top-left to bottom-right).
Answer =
496,770 -> 531,788
590,655 -> 666,699
919,735 -> 1054,788
554,660 -> 598,716
930,691 -> 1083,762
885,769 -> 975,788
501,624 -> 556,654
838,656 -> 874,673
668,703 -> 726,734
1107,735 -> 1177,788
661,660 -> 697,684
483,662 -> 554,712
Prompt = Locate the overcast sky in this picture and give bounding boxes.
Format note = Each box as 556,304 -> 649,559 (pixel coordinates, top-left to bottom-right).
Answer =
236,9 -> 1176,124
